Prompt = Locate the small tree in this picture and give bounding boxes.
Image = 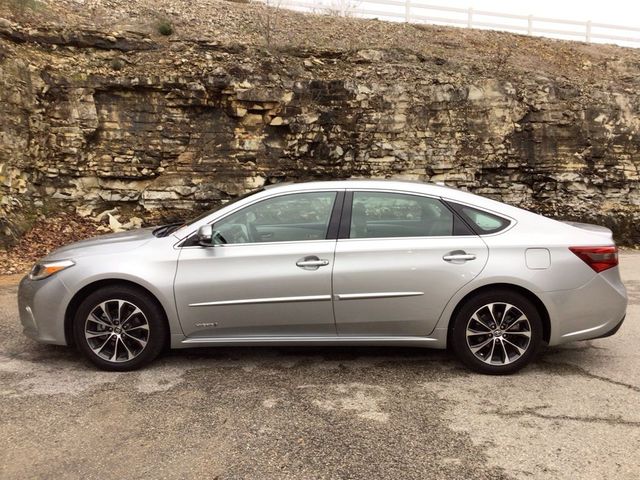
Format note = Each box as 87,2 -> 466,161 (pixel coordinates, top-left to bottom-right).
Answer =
323,0 -> 361,17
2,0 -> 44,22
257,0 -> 283,48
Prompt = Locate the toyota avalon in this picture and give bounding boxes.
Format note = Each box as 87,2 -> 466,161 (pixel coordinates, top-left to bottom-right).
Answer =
18,180 -> 627,374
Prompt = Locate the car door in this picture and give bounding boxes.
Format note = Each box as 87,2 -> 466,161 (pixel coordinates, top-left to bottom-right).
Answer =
332,190 -> 489,337
174,190 -> 343,338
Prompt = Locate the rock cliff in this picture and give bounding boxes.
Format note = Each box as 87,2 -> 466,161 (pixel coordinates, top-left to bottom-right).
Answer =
1,0 -> 639,244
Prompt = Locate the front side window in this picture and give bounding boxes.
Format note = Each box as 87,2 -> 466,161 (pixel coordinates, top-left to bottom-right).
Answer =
349,192 -> 453,238
213,191 -> 337,244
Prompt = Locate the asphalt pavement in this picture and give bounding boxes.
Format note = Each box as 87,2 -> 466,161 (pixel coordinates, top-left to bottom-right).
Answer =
1,252 -> 639,479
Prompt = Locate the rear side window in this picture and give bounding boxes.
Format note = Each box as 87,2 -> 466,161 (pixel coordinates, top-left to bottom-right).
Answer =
349,192 -> 454,238
456,205 -> 510,234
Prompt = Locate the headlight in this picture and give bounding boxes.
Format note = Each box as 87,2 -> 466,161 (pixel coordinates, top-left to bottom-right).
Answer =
29,259 -> 75,281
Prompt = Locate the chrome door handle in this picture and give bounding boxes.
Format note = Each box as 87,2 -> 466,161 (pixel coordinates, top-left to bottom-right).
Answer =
443,253 -> 476,262
296,257 -> 330,269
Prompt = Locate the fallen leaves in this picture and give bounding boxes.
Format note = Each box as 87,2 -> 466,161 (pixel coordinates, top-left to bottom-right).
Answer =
0,213 -> 102,275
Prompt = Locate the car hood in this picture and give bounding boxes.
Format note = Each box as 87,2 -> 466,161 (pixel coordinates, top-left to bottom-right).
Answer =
44,227 -> 157,261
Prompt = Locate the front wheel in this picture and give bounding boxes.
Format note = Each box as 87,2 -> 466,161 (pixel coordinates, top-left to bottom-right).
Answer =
73,286 -> 168,371
451,290 -> 543,374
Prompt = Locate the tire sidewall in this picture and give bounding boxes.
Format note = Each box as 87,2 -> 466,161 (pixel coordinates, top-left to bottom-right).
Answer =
451,290 -> 543,375
73,286 -> 167,371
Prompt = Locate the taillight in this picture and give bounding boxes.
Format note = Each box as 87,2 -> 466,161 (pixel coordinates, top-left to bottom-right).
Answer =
569,246 -> 618,273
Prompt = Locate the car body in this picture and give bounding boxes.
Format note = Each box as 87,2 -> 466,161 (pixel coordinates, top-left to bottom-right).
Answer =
18,180 -> 627,373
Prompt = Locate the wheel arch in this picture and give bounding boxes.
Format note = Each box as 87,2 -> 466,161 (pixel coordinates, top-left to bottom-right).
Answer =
64,278 -> 171,347
446,283 -> 551,347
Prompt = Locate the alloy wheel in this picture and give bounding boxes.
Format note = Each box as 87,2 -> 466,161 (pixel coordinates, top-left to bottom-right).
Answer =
465,302 -> 532,366
84,299 -> 150,363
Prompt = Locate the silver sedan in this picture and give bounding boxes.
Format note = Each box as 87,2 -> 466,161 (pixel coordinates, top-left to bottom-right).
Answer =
17,180 -> 627,374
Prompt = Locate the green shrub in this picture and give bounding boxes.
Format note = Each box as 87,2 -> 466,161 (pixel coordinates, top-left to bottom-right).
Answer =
3,0 -> 43,15
110,58 -> 125,71
156,19 -> 174,36
4,0 -> 41,10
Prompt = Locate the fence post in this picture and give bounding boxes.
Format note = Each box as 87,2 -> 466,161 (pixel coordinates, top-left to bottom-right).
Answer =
467,7 -> 473,28
585,20 -> 592,42
527,15 -> 533,35
405,0 -> 410,23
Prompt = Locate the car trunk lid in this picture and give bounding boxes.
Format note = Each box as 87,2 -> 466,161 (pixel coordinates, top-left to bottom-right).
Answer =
562,221 -> 614,241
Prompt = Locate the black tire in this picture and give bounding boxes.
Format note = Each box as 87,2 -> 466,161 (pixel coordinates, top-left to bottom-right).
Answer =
73,285 -> 168,371
451,289 -> 543,375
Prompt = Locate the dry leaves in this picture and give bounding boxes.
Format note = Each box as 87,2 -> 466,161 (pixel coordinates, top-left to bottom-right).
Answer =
0,213 -> 101,275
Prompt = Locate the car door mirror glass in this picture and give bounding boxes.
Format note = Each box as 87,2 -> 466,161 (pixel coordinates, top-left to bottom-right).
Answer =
197,225 -> 227,246
197,225 -> 214,246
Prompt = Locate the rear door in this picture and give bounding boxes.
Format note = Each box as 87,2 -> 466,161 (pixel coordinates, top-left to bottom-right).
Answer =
332,190 -> 489,337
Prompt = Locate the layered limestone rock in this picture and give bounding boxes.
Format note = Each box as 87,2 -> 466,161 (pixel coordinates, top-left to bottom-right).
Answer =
1,2 -> 639,244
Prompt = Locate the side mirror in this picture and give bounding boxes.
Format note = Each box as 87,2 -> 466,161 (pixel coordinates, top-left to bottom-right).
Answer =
197,225 -> 226,246
197,225 -> 214,246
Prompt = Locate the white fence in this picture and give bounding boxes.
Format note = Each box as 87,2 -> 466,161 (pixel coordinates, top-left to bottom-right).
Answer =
264,1 -> 640,48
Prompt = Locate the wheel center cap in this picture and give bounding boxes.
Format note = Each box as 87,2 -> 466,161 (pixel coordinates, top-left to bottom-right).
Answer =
493,329 -> 503,337
114,327 -> 122,334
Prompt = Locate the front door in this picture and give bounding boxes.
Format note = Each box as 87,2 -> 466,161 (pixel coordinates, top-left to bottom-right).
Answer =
174,190 -> 341,338
332,190 -> 489,336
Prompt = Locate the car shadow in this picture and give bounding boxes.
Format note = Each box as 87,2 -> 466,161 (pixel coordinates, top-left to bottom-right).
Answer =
169,344 -> 452,362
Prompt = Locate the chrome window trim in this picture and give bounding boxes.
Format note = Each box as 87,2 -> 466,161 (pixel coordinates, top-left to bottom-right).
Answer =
340,188 -> 464,241
174,188 -> 344,249
344,188 -> 516,236
178,238 -> 338,250
336,235 -> 477,243
441,197 -> 517,237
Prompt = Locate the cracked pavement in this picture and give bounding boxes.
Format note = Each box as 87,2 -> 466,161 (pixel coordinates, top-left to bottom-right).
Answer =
1,252 -> 639,479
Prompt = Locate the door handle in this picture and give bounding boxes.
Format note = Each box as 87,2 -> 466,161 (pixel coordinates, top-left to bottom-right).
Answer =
296,259 -> 330,267
296,257 -> 330,269
443,252 -> 477,262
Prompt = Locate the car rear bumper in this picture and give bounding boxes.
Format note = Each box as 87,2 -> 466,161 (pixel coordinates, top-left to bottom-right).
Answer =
592,314 -> 625,339
542,267 -> 628,345
18,275 -> 70,345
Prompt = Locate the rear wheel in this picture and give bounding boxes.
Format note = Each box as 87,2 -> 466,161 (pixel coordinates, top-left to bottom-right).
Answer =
73,286 -> 167,371
451,290 -> 543,374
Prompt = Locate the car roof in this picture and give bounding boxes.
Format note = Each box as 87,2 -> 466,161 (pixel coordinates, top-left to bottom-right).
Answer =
263,179 -> 488,206
264,179 -> 450,194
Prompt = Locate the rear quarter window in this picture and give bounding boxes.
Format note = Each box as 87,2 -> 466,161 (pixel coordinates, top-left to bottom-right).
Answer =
451,204 -> 511,235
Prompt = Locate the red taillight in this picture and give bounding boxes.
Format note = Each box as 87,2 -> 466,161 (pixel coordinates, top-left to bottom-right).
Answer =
569,246 -> 618,273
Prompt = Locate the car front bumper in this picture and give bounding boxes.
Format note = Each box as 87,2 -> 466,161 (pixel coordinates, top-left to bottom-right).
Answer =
18,275 -> 71,345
